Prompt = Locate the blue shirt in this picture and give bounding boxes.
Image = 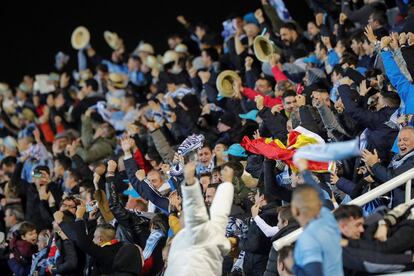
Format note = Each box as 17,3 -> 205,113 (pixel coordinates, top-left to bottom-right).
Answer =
294,207 -> 343,276
102,60 -> 128,74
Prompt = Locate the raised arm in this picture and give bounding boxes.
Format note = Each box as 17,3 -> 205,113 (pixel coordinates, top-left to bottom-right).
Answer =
381,50 -> 414,104
181,162 -> 209,230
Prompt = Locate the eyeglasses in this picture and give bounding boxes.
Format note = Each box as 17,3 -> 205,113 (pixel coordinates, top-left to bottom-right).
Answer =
61,203 -> 76,209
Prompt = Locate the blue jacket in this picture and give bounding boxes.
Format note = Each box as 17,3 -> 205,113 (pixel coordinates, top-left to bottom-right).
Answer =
381,50 -> 414,115
124,157 -> 169,214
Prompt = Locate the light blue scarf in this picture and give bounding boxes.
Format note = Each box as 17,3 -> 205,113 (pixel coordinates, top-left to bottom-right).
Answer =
143,229 -> 164,260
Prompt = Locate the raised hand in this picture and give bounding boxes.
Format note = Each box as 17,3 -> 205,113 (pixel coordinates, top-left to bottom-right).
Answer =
339,13 -> 347,25
53,211 -> 64,224
254,9 -> 265,24
330,172 -> 339,185
93,172 -> 100,190
380,36 -> 392,50
76,202 -> 86,219
364,25 -> 377,44
399,32 -> 407,46
268,53 -> 281,67
359,79 -> 372,97
390,32 -> 399,50
253,129 -> 261,140
135,169 -> 146,181
361,149 -> 379,167
107,160 -> 117,175
255,95 -> 265,111
245,56 -> 254,71
121,137 -> 135,153
183,162 -> 197,185
232,79 -> 243,99
321,36 -> 332,49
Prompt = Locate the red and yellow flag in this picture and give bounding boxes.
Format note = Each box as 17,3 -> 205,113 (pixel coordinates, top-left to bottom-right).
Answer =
241,128 -> 331,172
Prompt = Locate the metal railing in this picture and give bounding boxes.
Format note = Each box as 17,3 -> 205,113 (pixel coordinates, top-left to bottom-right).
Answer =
273,167 -> 414,251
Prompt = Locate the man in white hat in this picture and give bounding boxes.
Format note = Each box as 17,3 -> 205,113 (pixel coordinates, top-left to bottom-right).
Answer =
134,43 -> 154,62
106,73 -> 127,109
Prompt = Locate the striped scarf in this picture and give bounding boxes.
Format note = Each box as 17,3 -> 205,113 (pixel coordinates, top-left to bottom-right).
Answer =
143,229 -> 164,260
390,150 -> 414,169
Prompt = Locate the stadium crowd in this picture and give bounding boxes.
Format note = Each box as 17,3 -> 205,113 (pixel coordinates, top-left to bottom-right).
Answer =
1,0 -> 414,275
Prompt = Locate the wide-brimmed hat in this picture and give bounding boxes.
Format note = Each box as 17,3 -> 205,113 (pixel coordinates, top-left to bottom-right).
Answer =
135,43 -> 154,55
78,69 -> 93,87
71,26 -> 90,50
16,83 -> 31,94
216,70 -> 241,98
174,43 -> 188,54
145,55 -> 162,70
192,56 -> 206,71
0,83 -> 11,96
104,31 -> 123,50
21,108 -> 36,122
108,73 -> 128,89
162,50 -> 179,65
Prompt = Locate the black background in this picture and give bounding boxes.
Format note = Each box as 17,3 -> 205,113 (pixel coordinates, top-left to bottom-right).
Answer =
0,0 -> 312,85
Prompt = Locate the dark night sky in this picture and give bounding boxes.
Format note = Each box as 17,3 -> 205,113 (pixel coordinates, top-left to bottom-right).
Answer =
0,0 -> 312,85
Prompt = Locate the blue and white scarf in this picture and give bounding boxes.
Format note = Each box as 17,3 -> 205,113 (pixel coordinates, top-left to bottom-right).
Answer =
143,229 -> 165,260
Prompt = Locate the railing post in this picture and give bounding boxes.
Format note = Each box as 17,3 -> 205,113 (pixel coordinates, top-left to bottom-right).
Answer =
406,179 -> 412,203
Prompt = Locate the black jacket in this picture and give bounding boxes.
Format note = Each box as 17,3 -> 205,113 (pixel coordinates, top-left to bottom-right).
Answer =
348,219 -> 414,254
51,238 -> 80,276
24,183 -> 53,230
240,202 -> 279,276
106,176 -> 150,248
71,95 -> 105,124
60,220 -> 142,276
343,246 -> 414,275
258,108 -> 288,144
371,152 -> 414,206
339,84 -> 398,164
274,35 -> 314,63
263,222 -> 300,276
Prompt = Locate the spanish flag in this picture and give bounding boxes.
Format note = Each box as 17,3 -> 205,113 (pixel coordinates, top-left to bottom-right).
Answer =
241,126 -> 332,172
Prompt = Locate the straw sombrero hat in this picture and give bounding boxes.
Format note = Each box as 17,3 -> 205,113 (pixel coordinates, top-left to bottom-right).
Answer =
71,26 -> 90,50
174,43 -> 188,54
162,50 -> 179,65
104,31 -> 123,50
0,83 -> 11,96
135,43 -> 154,55
108,73 -> 128,89
145,55 -> 162,70
216,70 -> 241,98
